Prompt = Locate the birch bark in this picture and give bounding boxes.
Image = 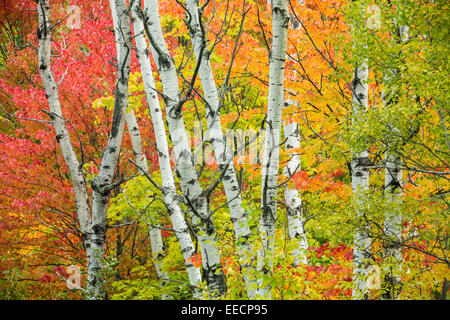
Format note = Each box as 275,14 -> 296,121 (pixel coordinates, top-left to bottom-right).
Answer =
130,1 -> 202,291
184,0 -> 256,298
140,0 -> 226,295
283,115 -> 308,266
283,0 -> 308,267
258,0 -> 289,299
349,0 -> 372,300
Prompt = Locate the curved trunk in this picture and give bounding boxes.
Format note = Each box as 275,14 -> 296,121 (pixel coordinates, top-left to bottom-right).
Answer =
37,0 -> 91,236
37,0 -> 93,292
283,115 -> 308,266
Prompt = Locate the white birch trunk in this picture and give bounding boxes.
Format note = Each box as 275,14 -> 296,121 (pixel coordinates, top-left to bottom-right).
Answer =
283,115 -> 308,266
382,24 -> 409,300
140,0 -> 226,295
88,0 -> 131,299
350,59 -> 371,300
37,0 -> 94,282
258,0 -> 289,299
110,3 -> 147,172
126,110 -> 149,172
184,0 -> 256,298
37,0 -> 91,236
131,1 -> 202,291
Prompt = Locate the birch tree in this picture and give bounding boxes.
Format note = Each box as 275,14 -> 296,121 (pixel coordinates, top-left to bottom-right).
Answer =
283,0 -> 308,267
258,0 -> 289,299
37,0 -> 132,299
136,0 -> 227,295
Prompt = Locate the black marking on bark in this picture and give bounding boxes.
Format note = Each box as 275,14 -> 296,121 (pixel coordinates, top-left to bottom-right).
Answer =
156,252 -> 166,260
55,133 -> 64,142
181,246 -> 193,254
158,54 -> 172,70
202,263 -> 227,295
109,89 -> 124,139
205,218 -> 215,236
354,156 -> 371,168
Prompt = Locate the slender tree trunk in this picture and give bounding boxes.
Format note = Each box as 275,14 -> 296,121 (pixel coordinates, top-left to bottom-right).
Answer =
382,24 -> 409,300
283,115 -> 308,266
37,0 -> 93,286
38,0 -> 132,299
258,0 -> 289,299
140,0 -> 226,295
88,0 -> 131,299
37,0 -> 91,237
184,0 -> 256,298
283,0 -> 308,268
130,1 -> 202,292
125,110 -> 168,283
